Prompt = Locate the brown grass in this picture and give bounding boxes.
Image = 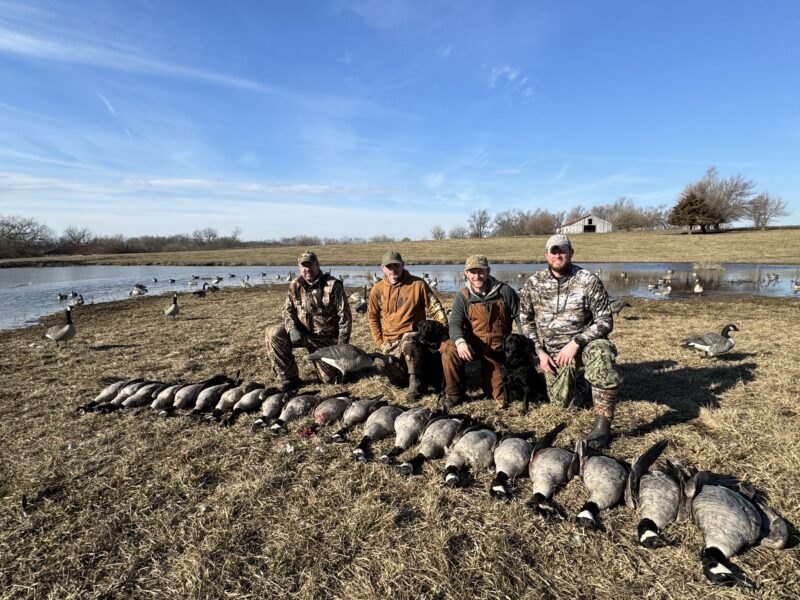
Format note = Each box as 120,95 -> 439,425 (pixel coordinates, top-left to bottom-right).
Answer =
1,286 -> 799,599
3,228 -> 800,268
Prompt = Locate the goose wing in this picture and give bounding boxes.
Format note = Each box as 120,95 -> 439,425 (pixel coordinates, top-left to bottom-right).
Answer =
681,332 -> 724,347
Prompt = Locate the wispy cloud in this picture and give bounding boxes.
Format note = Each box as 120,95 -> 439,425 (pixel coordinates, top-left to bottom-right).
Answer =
494,157 -> 541,175
97,93 -> 116,117
553,162 -> 570,182
424,172 -> 445,189
438,45 -> 453,59
489,65 -> 520,88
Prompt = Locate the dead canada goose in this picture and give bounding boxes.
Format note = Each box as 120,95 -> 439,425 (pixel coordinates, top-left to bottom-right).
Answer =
76,377 -> 144,412
211,382 -> 262,420
252,391 -> 294,428
680,323 -> 738,357
219,387 -> 276,427
380,407 -> 433,464
624,440 -> 684,548
686,471 -> 789,587
269,392 -> 323,433
306,344 -> 390,381
574,439 -> 629,530
164,293 -> 179,318
165,374 -> 234,414
312,395 -> 353,428
352,404 -> 405,462
490,434 -> 534,501
88,379 -> 158,413
330,395 -> 386,442
527,423 -> 578,519
398,415 -> 469,476
444,425 -> 498,488
150,383 -> 186,410
45,307 -> 76,347
188,382 -> 233,416
122,382 -> 169,408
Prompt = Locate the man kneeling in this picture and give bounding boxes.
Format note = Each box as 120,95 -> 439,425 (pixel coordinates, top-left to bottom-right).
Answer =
441,255 -> 520,409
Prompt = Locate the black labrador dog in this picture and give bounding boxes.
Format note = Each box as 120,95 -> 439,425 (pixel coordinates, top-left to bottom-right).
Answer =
415,319 -> 448,394
500,333 -> 548,414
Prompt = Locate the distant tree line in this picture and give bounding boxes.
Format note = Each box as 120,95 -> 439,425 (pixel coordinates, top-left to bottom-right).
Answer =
0,217 -> 412,259
433,166 -> 790,239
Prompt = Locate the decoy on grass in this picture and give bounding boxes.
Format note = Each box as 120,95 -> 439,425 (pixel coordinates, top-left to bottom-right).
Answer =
45,307 -> 76,348
680,324 -> 738,357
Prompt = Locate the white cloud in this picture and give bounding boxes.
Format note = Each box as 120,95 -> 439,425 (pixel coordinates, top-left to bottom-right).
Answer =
489,65 -> 520,88
438,45 -> 453,59
97,93 -> 116,117
424,172 -> 445,189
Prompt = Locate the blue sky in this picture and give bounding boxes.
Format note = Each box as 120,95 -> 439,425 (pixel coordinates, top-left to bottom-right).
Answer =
1,1 -> 798,241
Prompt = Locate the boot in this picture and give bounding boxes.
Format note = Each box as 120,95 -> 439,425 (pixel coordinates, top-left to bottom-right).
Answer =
278,377 -> 301,392
583,415 -> 611,450
441,393 -> 465,412
406,374 -> 421,401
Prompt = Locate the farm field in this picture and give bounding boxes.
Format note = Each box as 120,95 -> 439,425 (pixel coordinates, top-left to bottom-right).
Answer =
2,228 -> 800,268
0,285 -> 798,599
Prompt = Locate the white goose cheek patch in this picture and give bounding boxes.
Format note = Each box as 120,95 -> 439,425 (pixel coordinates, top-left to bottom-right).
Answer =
640,530 -> 658,543
577,510 -> 595,522
709,563 -> 733,575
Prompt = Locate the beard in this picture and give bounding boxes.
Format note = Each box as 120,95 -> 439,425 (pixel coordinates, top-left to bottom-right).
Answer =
547,258 -> 572,276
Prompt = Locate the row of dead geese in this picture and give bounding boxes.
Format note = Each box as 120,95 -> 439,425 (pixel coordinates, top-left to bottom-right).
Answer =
76,377 -> 789,589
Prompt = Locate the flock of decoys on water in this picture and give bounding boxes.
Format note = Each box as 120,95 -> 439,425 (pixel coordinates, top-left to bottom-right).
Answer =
74,371 -> 789,589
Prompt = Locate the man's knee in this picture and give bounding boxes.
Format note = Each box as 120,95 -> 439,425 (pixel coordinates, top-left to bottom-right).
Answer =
583,339 -> 620,389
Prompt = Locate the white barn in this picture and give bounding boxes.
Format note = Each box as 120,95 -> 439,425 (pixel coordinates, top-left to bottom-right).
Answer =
557,214 -> 613,234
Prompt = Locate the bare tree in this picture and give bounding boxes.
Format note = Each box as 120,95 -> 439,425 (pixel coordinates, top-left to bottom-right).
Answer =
523,209 -> 563,235
467,209 -> 491,238
492,209 -> 528,237
430,225 -> 446,240
563,205 -> 586,225
192,227 -> 219,246
60,225 -> 93,246
747,193 -> 789,230
0,215 -> 55,258
448,225 -> 469,239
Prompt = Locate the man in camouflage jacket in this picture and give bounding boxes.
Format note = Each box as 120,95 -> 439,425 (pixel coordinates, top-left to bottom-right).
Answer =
368,250 -> 448,400
519,234 -> 620,449
265,251 -> 352,390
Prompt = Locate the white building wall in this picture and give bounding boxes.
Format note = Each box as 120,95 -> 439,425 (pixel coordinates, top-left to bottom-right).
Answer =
557,215 -> 612,234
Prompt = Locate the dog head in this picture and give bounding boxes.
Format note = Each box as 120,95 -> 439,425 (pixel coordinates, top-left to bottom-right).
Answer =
502,333 -> 533,365
416,319 -> 448,350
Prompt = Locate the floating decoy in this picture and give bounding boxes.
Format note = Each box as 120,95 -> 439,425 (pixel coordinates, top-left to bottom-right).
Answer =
130,283 -> 148,297
57,292 -> 68,301
680,324 -> 738,357
68,294 -> 84,307
169,278 -> 177,284
45,307 -> 76,347
152,277 -> 158,283
685,470 -> 789,587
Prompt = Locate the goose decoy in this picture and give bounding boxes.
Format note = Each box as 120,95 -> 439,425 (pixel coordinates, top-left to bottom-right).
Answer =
398,415 -> 469,476
352,404 -> 405,462
306,344 -> 390,382
574,439 -> 628,530
609,299 -> 631,316
792,280 -> 800,293
653,284 -> 672,296
228,273 -> 237,278
693,280 -> 704,294
213,276 -> 222,285
130,284 -> 148,297
685,471 -> 789,587
152,277 -> 158,283
353,285 -> 368,314
429,276 -> 438,289
57,292 -> 68,301
379,407 -> 433,464
443,424 -> 498,488
624,441 -> 685,548
68,290 -> 78,299
45,307 -> 76,348
260,272 -> 267,277
527,423 -> 578,519
329,395 -> 386,442
490,433 -> 534,501
680,323 -> 738,357
169,278 -> 177,284
164,293 -> 179,318
192,282 -> 209,298
68,294 -> 84,308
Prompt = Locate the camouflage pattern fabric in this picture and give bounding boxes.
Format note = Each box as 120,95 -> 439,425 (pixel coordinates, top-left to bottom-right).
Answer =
380,332 -> 424,386
542,338 -> 619,410
264,325 -> 340,383
282,273 -> 351,344
519,264 -> 613,356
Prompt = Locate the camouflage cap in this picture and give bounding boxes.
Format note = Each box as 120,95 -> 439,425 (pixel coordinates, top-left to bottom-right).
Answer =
381,250 -> 404,266
297,251 -> 318,265
465,254 -> 490,270
545,234 -> 572,252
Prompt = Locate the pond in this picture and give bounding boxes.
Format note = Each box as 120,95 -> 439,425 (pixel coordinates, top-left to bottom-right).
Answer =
1,262 -> 798,332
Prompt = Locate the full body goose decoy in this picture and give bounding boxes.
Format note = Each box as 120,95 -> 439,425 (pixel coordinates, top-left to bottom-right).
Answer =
609,299 -> 631,316
68,294 -> 84,308
624,440 -> 685,548
443,425 -> 498,488
574,439 -> 629,530
680,323 -> 738,357
164,293 -> 179,318
379,407 -> 433,464
352,404 -> 405,462
693,279 -> 704,294
45,307 -> 76,348
652,284 -> 672,296
192,282 -> 209,299
490,434 -> 534,501
130,283 -> 148,297
354,285 -> 368,314
527,423 -> 578,519
330,395 -> 386,442
398,415 -> 469,476
686,471 -> 789,587
306,344 -> 390,382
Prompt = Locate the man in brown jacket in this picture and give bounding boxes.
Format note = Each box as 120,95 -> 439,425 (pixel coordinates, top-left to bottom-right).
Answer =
265,251 -> 352,391
367,250 -> 448,400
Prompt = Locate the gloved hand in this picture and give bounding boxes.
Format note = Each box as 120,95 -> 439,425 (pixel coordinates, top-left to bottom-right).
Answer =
288,328 -> 305,347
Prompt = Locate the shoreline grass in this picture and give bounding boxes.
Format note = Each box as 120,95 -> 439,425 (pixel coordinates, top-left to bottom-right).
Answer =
1,285 -> 798,598
3,228 -> 800,268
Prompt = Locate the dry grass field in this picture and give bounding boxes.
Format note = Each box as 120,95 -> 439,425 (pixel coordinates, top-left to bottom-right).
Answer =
3,228 -> 800,268
1,285 -> 798,599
